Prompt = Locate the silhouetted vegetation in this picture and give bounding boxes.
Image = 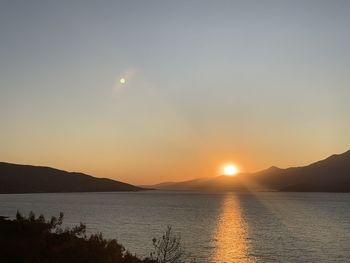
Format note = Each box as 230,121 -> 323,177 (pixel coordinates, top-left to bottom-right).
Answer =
150,226 -> 195,263
0,211 -> 155,263
0,211 -> 196,263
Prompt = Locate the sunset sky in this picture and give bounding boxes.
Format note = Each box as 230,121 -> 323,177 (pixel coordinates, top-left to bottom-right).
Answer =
1,1 -> 350,184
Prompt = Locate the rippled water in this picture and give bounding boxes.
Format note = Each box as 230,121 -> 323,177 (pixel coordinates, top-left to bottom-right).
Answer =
0,191 -> 349,262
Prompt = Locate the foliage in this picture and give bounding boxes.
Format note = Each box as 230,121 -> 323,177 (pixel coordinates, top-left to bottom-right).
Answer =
0,211 -> 195,263
0,211 -> 150,263
149,226 -> 195,263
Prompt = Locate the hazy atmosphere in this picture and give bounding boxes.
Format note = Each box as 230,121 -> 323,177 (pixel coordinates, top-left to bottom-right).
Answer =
1,0 -> 350,184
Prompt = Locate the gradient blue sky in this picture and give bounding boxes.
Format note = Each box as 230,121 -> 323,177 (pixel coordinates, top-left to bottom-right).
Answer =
1,0 -> 350,184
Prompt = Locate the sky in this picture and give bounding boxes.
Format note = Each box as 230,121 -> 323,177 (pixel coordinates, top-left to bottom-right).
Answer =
1,0 -> 350,184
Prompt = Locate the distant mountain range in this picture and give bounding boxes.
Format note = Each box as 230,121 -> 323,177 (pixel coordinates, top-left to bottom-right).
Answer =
2,149 -> 350,194
0,162 -> 144,194
147,150 -> 350,192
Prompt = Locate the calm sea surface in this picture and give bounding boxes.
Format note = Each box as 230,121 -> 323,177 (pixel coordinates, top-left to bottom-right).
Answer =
0,191 -> 349,262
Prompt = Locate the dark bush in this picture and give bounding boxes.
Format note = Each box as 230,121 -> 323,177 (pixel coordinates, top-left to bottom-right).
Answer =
0,211 -> 154,263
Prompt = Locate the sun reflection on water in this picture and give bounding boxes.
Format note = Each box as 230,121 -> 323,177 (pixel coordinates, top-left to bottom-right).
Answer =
212,193 -> 255,263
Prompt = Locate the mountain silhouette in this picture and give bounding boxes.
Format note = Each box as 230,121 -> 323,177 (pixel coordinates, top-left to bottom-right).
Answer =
0,162 -> 144,194
149,175 -> 252,191
256,150 -> 350,192
148,150 -> 350,192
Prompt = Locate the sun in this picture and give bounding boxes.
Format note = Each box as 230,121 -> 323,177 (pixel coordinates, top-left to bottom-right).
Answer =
223,164 -> 238,176
120,78 -> 126,84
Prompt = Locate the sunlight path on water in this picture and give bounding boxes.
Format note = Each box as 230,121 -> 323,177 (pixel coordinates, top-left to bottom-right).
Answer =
211,193 -> 255,263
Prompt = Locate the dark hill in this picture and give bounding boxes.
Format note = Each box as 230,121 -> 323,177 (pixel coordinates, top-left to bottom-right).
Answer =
256,150 -> 350,192
148,150 -> 350,192
149,175 -> 253,191
0,162 -> 144,194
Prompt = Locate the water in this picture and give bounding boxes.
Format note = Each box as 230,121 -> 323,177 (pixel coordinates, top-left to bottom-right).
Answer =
0,191 -> 349,262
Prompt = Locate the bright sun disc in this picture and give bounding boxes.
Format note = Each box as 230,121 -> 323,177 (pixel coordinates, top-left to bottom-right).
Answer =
120,78 -> 126,84
223,164 -> 238,176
